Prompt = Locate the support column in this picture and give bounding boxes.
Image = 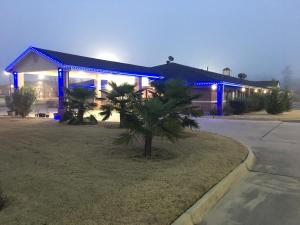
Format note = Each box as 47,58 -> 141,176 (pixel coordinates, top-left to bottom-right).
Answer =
95,74 -> 101,98
136,77 -> 142,91
18,73 -> 24,89
217,84 -> 224,115
57,68 -> 69,119
13,72 -> 18,91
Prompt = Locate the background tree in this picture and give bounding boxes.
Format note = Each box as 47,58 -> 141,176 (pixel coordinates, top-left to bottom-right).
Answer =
281,66 -> 293,89
282,89 -> 293,111
238,73 -> 247,80
11,87 -> 37,117
265,88 -> 284,114
115,79 -> 203,158
60,88 -> 97,125
100,81 -> 140,128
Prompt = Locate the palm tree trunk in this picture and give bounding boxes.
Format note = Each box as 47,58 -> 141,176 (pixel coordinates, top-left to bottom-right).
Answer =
78,105 -> 84,124
119,104 -> 126,128
144,134 -> 153,158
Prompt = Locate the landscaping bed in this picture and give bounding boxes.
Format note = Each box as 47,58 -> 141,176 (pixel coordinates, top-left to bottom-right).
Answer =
0,119 -> 247,225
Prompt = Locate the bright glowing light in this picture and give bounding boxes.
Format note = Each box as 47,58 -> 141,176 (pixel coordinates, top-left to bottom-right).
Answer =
263,89 -> 267,94
142,77 -> 150,87
3,71 -> 10,76
10,84 -> 14,88
241,87 -> 246,92
211,84 -> 217,91
97,52 -> 120,62
38,74 -> 45,80
254,89 -> 258,93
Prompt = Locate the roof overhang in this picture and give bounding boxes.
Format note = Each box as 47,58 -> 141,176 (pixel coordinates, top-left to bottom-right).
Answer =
5,47 -> 163,79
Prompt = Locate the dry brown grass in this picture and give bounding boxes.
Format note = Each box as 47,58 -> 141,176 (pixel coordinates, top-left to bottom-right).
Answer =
0,119 -> 247,225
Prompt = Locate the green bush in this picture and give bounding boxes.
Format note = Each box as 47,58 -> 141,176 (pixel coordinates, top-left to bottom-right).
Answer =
265,88 -> 285,114
265,88 -> 293,114
248,94 -> 266,111
228,99 -> 249,114
223,103 -> 233,115
5,96 -> 14,112
11,87 -> 37,117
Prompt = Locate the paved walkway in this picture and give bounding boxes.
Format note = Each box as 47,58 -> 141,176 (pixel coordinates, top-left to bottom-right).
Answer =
196,119 -> 300,225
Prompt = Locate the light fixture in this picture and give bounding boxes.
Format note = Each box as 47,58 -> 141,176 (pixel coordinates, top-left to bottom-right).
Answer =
263,90 -> 267,94
241,87 -> 246,92
38,74 -> 45,80
3,71 -> 10,76
254,89 -> 258,93
211,84 -> 217,91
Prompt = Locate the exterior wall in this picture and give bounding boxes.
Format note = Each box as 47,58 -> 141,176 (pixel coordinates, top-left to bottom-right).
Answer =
14,52 -> 57,73
191,87 -> 217,113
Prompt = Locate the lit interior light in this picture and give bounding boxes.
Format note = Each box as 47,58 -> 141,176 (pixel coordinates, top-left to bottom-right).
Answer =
10,84 -> 14,88
263,90 -> 267,94
211,84 -> 217,91
254,89 -> 258,93
38,74 -> 45,80
241,87 -> 246,92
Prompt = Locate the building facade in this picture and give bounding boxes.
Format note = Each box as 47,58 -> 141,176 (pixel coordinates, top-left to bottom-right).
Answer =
4,47 -> 278,118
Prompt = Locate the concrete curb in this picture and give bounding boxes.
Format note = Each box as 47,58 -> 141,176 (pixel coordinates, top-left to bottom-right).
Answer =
171,145 -> 255,225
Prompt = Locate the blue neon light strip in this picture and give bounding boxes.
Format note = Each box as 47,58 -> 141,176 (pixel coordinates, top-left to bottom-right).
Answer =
217,84 -> 224,115
63,65 -> 162,79
193,81 -> 242,87
5,47 -> 162,79
58,68 -> 64,97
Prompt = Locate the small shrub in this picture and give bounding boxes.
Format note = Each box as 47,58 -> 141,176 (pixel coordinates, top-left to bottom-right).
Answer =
12,87 -> 37,117
61,88 -> 97,125
223,103 -> 233,115
265,88 -> 285,114
5,96 -> 14,112
229,99 -> 248,114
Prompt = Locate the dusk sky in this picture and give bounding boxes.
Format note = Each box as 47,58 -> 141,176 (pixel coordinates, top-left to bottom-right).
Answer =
1,0 -> 300,83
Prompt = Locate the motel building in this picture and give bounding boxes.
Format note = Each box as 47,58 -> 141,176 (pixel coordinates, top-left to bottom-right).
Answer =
4,46 -> 279,119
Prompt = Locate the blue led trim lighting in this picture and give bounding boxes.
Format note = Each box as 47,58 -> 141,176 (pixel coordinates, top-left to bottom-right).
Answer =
193,81 -> 242,87
63,65 -> 162,79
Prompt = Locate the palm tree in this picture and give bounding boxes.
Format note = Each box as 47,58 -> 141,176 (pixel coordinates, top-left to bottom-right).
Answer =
100,81 -> 141,128
115,79 -> 203,157
61,87 -> 97,124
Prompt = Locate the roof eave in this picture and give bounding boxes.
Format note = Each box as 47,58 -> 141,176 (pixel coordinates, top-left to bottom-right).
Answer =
5,47 -> 64,73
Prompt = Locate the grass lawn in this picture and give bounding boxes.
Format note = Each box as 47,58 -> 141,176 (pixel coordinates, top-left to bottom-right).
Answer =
0,119 -> 247,225
221,109 -> 300,122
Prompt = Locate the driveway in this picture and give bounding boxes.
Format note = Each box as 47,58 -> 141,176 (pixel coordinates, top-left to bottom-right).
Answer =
197,119 -> 300,225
